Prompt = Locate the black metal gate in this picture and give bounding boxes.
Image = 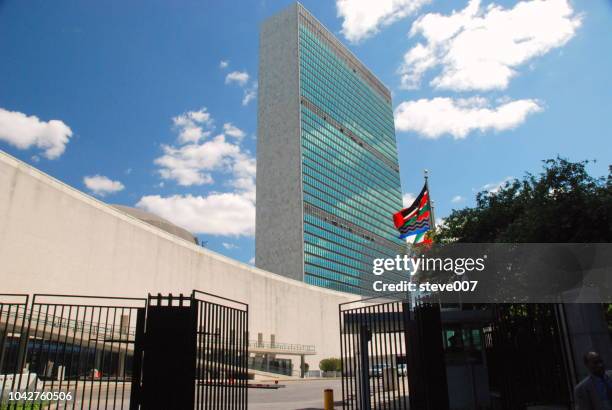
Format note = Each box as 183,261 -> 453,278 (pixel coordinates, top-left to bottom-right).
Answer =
339,297 -> 449,410
0,293 -> 146,410
193,290 -> 248,410
484,303 -> 574,409
339,299 -> 410,410
0,291 -> 248,410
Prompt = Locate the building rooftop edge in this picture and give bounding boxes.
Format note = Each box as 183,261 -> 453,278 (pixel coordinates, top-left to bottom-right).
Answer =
294,2 -> 392,102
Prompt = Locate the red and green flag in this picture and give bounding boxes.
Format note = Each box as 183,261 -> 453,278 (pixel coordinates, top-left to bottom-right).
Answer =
393,183 -> 432,241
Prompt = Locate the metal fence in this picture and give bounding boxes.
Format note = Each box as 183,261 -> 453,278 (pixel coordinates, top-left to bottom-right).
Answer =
484,303 -> 574,409
1,293 -> 146,410
339,298 -> 411,410
0,291 -> 248,410
193,290 -> 248,410
339,296 -> 451,410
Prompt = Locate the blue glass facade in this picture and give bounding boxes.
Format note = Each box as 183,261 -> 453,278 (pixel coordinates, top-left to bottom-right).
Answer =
297,8 -> 405,294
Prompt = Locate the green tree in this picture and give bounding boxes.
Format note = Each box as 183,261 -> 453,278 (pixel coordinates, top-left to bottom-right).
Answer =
319,357 -> 341,372
435,157 -> 611,243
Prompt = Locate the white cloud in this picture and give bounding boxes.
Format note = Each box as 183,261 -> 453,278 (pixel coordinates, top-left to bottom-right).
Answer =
481,176 -> 514,194
399,0 -> 582,91
402,192 -> 416,207
242,83 -> 257,106
155,134 -> 252,186
145,108 -> 256,237
173,108 -> 212,144
394,96 -> 542,139
451,195 -> 464,203
225,71 -> 250,87
336,0 -> 430,43
83,175 -> 125,197
0,108 -> 73,159
219,60 -> 229,69
222,242 -> 238,249
249,257 -> 255,265
137,192 -> 255,237
223,123 -> 246,140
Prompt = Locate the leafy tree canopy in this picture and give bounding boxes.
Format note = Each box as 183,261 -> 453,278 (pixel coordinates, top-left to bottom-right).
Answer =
319,357 -> 342,372
435,158 -> 611,243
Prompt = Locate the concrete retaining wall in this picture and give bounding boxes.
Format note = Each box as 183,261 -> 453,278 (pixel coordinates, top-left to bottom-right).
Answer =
0,150 -> 357,365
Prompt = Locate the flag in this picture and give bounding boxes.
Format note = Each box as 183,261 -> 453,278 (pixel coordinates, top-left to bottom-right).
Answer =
393,183 -> 432,240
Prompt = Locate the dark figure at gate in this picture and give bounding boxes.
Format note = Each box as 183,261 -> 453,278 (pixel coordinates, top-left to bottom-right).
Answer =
575,351 -> 612,410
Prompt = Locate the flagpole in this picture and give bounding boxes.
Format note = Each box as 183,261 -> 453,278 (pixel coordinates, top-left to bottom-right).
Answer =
424,169 -> 435,229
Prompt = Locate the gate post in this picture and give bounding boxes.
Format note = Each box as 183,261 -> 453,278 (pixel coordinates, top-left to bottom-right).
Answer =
357,325 -> 371,410
141,294 -> 198,410
129,308 -> 145,410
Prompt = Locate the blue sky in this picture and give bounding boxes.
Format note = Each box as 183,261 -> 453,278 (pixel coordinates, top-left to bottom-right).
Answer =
1,0 -> 610,264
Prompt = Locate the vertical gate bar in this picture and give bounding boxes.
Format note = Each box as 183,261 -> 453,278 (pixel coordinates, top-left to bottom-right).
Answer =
361,306 -> 371,410
16,301 -> 41,407
241,308 -> 247,409
112,307 -> 124,410
395,302 -> 405,409
242,305 -> 250,410
223,305 -> 229,410
79,305 -> 96,410
230,306 -> 236,409
223,305 -> 228,410
204,300 -> 212,409
231,307 -> 237,408
65,305 -> 78,408
380,303 -> 392,409
104,306 -> 117,408
119,308 -> 131,410
96,308 -> 110,410
396,303 -> 407,409
236,307 -> 241,407
49,303 -> 67,408
383,303 -> 394,410
0,303 -> 10,379
12,296 -> 33,402
352,307 -> 361,410
377,303 -> 393,407
203,300 -> 208,410
370,304 -> 381,407
64,305 -> 80,410
215,305 -> 223,410
338,306 -> 345,409
69,305 -> 82,410
72,306 -> 93,410
366,305 -> 376,407
221,304 -> 227,410
393,303 -> 402,409
128,307 -> 145,410
195,300 -> 201,410
342,308 -> 349,410
349,307 -> 358,410
234,306 -> 239,410
210,300 -> 216,409
219,304 -> 226,410
556,303 -> 575,407
211,304 -> 221,410
208,301 -> 213,410
89,307 -> 103,410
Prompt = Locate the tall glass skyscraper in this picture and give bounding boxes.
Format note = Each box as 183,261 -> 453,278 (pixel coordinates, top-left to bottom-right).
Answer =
256,3 -> 405,295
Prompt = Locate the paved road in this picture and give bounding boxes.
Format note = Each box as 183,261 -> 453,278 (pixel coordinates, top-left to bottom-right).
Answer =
249,379 -> 343,410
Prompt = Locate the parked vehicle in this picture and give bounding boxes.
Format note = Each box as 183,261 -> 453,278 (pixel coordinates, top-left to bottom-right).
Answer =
369,363 -> 389,377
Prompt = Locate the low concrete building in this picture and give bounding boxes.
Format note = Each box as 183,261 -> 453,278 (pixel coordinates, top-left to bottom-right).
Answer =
0,150 -> 358,370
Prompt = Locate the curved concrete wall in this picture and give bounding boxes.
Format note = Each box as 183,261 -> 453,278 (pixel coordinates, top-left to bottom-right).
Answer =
0,151 -> 358,366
